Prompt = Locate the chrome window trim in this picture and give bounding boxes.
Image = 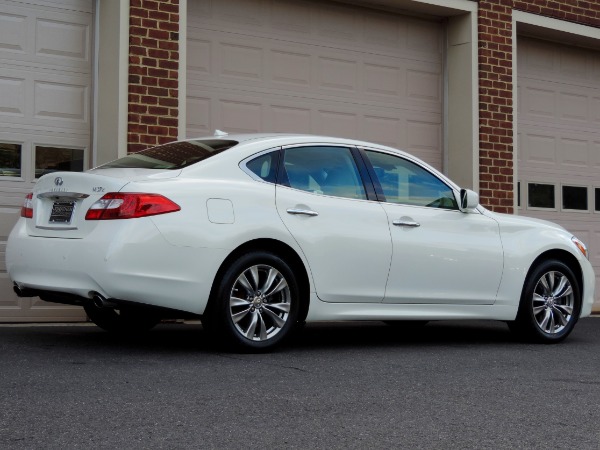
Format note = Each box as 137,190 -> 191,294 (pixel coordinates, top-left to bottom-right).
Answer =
239,146 -> 282,184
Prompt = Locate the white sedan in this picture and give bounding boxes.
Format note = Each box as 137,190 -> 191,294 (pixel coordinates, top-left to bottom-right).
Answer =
6,133 -> 595,350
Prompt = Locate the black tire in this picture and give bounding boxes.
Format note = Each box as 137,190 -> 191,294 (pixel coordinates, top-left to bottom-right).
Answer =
207,251 -> 300,352
509,259 -> 581,343
84,304 -> 161,333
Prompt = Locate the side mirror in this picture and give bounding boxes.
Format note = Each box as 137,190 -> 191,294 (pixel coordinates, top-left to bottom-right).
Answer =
459,189 -> 479,212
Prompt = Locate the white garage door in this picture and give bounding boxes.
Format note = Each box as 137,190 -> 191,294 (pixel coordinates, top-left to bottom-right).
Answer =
186,0 -> 444,169
517,36 -> 600,308
0,0 -> 93,321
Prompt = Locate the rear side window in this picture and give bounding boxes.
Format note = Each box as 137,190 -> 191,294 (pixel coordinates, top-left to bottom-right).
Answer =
96,140 -> 238,170
245,151 -> 280,183
281,146 -> 367,200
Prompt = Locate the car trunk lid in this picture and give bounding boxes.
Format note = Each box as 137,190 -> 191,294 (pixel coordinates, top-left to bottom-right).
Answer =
27,171 -> 134,238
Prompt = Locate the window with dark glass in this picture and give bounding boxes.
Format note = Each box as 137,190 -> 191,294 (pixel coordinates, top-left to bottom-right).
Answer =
517,182 -> 521,208
0,143 -> 22,177
364,150 -> 457,209
96,139 -> 238,170
35,146 -> 84,178
596,188 -> 600,212
246,151 -> 279,183
562,185 -> 587,211
528,183 -> 555,209
282,146 -> 367,200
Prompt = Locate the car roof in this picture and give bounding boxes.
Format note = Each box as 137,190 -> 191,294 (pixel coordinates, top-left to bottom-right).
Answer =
183,132 -> 404,154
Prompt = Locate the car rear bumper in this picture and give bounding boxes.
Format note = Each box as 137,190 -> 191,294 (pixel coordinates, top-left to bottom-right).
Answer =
6,218 -> 227,314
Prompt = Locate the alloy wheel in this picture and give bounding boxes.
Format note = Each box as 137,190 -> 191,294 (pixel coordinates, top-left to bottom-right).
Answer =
229,264 -> 292,341
532,270 -> 574,335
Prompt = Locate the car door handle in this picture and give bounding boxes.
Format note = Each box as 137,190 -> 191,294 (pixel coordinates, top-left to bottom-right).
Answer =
286,208 -> 319,217
393,220 -> 420,227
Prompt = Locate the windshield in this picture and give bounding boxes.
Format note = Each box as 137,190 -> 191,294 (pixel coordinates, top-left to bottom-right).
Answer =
96,140 -> 238,170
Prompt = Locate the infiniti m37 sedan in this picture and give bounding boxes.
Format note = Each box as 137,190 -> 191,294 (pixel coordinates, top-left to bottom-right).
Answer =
7,133 -> 595,350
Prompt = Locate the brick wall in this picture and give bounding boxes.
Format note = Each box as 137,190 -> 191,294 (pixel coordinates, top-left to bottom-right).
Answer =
478,0 -> 514,213
478,0 -> 600,213
128,0 -> 180,153
514,0 -> 600,27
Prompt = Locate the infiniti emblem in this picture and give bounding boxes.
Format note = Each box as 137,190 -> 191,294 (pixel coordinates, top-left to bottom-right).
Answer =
54,177 -> 63,186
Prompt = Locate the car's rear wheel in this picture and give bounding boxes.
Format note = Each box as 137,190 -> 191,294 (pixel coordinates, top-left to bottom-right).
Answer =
209,252 -> 300,352
510,259 -> 581,343
84,304 -> 161,333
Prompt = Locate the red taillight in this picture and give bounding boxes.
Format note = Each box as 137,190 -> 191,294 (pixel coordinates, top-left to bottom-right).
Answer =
21,193 -> 33,218
85,193 -> 181,220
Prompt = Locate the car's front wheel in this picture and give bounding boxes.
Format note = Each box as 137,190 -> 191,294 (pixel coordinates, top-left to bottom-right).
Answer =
208,252 -> 300,352
510,259 -> 581,343
84,304 -> 161,333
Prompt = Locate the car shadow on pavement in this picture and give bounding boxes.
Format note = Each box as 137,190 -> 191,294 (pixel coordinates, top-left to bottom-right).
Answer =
8,318 -> 591,355
24,320 -> 518,352
288,320 -> 517,350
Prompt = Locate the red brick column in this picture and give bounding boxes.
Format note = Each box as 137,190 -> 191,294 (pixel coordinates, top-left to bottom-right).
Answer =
478,0 -> 514,214
128,0 -> 180,153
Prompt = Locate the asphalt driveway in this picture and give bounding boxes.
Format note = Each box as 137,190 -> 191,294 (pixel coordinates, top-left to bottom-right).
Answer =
1,318 -> 599,449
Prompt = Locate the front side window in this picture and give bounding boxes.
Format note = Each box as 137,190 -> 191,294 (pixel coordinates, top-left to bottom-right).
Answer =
96,139 -> 238,170
364,150 -> 457,209
281,146 -> 367,200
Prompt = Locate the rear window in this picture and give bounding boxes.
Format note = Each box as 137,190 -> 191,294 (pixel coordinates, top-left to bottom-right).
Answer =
96,140 -> 238,170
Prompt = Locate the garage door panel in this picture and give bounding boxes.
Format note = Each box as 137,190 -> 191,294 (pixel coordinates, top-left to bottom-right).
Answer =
0,10 -> 28,53
363,115 -> 402,148
558,137 -> 590,167
0,0 -> 91,322
0,3 -> 92,71
270,49 -> 311,87
186,95 -> 211,135
220,99 -> 263,133
594,230 -> 600,264
188,29 -> 442,113
592,142 -> 600,169
189,1 -> 442,62
559,91 -> 589,123
35,16 -> 90,62
0,75 -> 25,117
270,105 -> 312,134
520,82 -> 600,127
519,37 -> 598,86
407,68 -> 442,102
518,36 -> 600,308
519,125 -> 598,177
0,70 -> 90,133
593,97 -> 600,123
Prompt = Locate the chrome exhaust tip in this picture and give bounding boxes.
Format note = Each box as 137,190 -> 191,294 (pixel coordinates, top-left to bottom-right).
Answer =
13,284 -> 35,298
91,294 -> 117,309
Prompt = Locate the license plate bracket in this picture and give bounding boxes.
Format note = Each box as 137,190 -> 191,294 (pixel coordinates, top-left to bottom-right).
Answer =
49,201 -> 75,224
